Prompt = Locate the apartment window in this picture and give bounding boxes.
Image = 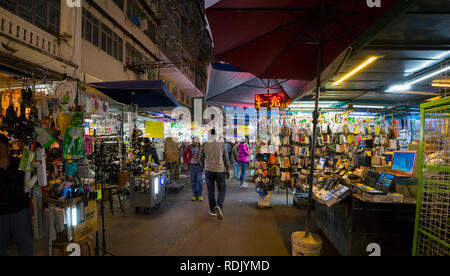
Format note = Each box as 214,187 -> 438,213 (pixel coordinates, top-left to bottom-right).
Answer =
144,21 -> 156,43
127,0 -> 145,25
126,42 -> 149,67
186,96 -> 191,106
180,92 -> 185,103
82,9 -> 123,62
92,17 -> 100,47
172,86 -> 178,98
0,0 -> 60,36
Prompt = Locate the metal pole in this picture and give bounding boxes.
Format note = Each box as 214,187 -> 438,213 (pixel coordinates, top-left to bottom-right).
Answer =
120,105 -> 124,170
305,0 -> 325,238
101,140 -> 106,256
286,184 -> 288,206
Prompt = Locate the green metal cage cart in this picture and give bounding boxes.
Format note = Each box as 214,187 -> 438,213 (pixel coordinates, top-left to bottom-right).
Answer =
413,96 -> 450,256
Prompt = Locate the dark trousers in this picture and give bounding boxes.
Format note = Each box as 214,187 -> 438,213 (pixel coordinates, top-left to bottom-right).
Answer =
205,171 -> 227,212
0,208 -> 34,256
189,164 -> 203,197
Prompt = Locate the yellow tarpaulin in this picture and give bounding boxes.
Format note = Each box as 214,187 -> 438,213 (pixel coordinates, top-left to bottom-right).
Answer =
145,122 -> 165,138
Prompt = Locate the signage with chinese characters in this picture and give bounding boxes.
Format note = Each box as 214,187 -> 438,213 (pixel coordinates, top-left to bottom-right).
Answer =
255,93 -> 290,110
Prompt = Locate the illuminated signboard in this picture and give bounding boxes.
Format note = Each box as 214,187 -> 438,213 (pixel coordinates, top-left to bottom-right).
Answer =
255,93 -> 290,110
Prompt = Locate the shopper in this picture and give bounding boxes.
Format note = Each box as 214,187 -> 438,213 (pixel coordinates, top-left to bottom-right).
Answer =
201,129 -> 231,220
231,142 -> 240,180
0,134 -> 33,256
183,137 -> 203,201
224,142 -> 232,161
143,138 -> 160,165
237,140 -> 250,188
164,137 -> 180,179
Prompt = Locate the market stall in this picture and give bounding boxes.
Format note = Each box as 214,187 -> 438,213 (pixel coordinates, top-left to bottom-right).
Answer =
236,102 -> 422,255
0,76 -> 105,256
86,80 -> 182,215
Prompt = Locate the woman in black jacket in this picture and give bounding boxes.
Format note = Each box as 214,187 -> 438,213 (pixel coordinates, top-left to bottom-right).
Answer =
0,134 -> 33,256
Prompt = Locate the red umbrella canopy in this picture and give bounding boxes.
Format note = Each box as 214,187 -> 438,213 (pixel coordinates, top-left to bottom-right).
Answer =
206,0 -> 399,81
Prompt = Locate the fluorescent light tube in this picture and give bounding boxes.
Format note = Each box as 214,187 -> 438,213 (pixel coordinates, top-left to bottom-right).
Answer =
386,85 -> 411,92
406,51 -> 450,74
154,177 -> 159,195
408,65 -> 450,85
72,207 -> 77,227
332,57 -> 378,86
432,79 -> 450,87
387,65 -> 450,92
353,105 -> 387,109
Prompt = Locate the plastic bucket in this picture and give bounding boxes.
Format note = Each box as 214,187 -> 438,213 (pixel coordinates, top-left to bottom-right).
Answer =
291,231 -> 322,256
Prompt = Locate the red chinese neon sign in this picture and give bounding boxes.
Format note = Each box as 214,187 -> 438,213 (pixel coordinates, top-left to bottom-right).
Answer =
255,93 -> 290,109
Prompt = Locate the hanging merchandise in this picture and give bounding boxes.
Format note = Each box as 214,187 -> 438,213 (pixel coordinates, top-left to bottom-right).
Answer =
58,112 -> 73,139
35,127 -> 56,149
63,113 -> 86,160
65,162 -> 78,177
54,81 -> 77,111
87,97 -> 109,115
19,147 -> 35,172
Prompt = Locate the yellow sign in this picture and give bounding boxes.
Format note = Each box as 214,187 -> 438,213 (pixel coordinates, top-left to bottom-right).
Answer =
237,126 -> 249,136
73,199 -> 98,242
145,122 -> 165,138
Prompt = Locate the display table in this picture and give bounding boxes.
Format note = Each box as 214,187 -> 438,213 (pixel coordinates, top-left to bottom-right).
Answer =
314,195 -> 416,256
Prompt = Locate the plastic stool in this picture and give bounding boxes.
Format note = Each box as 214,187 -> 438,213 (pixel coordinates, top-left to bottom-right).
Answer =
52,237 -> 95,256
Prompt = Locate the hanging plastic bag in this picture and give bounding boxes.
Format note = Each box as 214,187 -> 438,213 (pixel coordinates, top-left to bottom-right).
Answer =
63,113 -> 86,160
35,126 -> 56,149
65,161 -> 78,177
19,148 -> 35,172
58,112 -> 73,139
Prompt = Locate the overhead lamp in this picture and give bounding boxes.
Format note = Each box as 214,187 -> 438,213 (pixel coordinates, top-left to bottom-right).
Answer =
426,96 -> 442,102
289,101 -> 339,106
408,65 -> 450,86
332,56 -> 378,86
289,101 -> 340,108
387,65 -> 450,92
353,105 -> 387,109
432,79 -> 450,87
386,85 -> 411,92
406,51 -> 450,74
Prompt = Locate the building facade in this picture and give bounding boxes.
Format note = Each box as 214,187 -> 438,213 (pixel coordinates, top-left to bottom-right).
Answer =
0,0 -> 213,108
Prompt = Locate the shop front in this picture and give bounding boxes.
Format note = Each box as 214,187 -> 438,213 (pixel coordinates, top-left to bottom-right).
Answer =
0,76 -> 184,256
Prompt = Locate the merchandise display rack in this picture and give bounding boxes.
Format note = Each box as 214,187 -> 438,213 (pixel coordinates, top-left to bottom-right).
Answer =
413,96 -> 450,256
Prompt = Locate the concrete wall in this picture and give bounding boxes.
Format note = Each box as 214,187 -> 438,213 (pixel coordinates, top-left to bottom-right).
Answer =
0,0 -> 197,108
0,3 -> 78,78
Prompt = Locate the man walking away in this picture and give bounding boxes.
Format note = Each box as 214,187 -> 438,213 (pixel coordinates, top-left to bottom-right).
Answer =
183,137 -> 203,201
201,129 -> 231,220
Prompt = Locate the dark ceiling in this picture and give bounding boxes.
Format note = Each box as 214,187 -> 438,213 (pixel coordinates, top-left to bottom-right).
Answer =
298,0 -> 450,111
